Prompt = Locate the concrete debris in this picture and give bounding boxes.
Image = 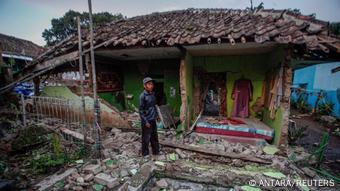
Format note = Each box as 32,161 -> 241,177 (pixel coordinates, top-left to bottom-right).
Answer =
35,168 -> 77,191
76,177 -> 84,183
320,115 -> 337,124
94,173 -> 120,188
155,179 -> 168,188
83,164 -> 102,175
83,174 -> 94,182
301,167 -> 317,178
30,126 -> 327,191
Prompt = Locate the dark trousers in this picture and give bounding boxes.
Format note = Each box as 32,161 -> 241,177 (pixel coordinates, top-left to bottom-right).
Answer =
141,120 -> 160,156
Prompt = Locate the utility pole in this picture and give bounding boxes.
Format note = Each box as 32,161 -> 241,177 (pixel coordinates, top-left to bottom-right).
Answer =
250,0 -> 253,11
88,0 -> 102,158
76,16 -> 87,147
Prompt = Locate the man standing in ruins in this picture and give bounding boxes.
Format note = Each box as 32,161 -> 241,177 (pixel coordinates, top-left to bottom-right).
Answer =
139,77 -> 160,161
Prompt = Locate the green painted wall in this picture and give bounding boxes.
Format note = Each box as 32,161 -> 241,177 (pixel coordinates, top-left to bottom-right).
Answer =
122,63 -> 144,110
164,70 -> 182,116
262,107 -> 283,145
98,92 -> 125,111
192,50 -> 286,143
122,60 -> 181,116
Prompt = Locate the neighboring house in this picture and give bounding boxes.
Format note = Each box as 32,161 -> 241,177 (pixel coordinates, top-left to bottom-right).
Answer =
292,62 -> 340,117
0,33 -> 45,85
2,8 -> 340,146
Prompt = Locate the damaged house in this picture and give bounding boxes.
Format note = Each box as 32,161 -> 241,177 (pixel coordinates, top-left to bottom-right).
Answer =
2,8 -> 340,148
0,33 -> 45,86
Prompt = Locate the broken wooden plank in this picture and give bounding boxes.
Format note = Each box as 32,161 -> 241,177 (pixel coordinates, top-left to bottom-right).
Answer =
159,140 -> 271,164
60,127 -> 95,144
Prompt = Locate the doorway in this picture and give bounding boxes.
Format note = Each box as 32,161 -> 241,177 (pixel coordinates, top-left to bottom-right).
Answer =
154,82 -> 166,105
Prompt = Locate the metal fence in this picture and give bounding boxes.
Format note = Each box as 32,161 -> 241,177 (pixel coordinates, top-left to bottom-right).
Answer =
19,95 -> 97,155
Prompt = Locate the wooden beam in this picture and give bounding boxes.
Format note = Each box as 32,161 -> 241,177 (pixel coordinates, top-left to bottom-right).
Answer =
278,49 -> 293,153
159,140 -> 271,164
179,58 -> 188,130
34,51 -> 78,71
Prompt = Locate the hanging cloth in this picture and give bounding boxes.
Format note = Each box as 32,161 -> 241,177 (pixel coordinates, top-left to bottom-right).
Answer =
269,65 -> 284,118
231,78 -> 253,118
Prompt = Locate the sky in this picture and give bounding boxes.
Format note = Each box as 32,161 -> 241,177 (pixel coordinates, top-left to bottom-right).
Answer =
0,0 -> 339,46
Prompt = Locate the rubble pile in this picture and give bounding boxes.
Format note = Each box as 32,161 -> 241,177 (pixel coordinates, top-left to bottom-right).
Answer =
32,128 -> 336,191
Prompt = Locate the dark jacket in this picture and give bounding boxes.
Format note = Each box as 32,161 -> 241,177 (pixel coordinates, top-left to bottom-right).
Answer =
139,90 -> 158,125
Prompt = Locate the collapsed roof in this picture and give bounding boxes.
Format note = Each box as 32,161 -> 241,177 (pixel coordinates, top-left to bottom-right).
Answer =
34,8 -> 340,64
0,33 -> 45,59
1,8 -> 340,93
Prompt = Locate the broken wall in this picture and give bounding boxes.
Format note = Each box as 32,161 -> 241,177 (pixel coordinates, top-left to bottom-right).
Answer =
41,86 -> 130,128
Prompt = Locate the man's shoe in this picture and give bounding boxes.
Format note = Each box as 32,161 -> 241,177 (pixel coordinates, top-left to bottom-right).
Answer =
142,155 -> 150,162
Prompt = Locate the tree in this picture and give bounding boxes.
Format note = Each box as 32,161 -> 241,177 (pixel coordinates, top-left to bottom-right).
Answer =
42,10 -> 124,46
330,22 -> 340,36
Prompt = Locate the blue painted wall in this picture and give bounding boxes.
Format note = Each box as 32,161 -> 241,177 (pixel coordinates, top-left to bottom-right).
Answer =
292,62 -> 340,117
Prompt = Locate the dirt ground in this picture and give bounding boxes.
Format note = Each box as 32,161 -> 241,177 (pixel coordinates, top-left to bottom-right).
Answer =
291,110 -> 340,174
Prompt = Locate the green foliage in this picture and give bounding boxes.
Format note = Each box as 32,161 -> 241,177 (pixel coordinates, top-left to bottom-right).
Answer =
288,123 -> 307,145
52,134 -> 62,158
317,101 -> 334,116
11,125 -> 48,151
292,90 -> 311,113
30,134 -> 86,174
30,151 -> 69,174
330,22 -> 340,36
42,10 -> 124,46
0,161 -> 7,175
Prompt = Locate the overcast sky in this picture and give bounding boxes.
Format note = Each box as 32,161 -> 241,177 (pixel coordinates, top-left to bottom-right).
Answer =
1,0 -> 339,46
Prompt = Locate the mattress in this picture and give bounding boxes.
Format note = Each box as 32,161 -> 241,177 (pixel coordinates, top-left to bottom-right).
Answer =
195,116 -> 274,140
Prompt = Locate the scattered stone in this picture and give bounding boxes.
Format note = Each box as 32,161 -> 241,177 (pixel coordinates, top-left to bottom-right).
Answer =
129,169 -> 138,176
175,148 -> 186,159
72,172 -> 81,179
120,168 -> 129,178
84,164 -> 102,175
75,159 -> 84,164
117,182 -> 129,191
84,174 -> 94,182
94,173 -> 120,188
262,146 -> 279,155
320,115 -> 336,124
64,184 -> 70,190
111,128 -> 122,135
301,167 -> 316,178
76,177 -> 84,183
102,137 -> 114,148
155,179 -> 168,188
263,172 -> 286,179
232,159 -> 245,167
129,164 -> 153,190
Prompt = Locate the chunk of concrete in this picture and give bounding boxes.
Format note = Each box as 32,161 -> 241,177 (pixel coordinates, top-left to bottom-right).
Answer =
94,173 -> 120,188
155,179 -> 168,188
84,174 -> 94,182
84,164 -> 102,175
